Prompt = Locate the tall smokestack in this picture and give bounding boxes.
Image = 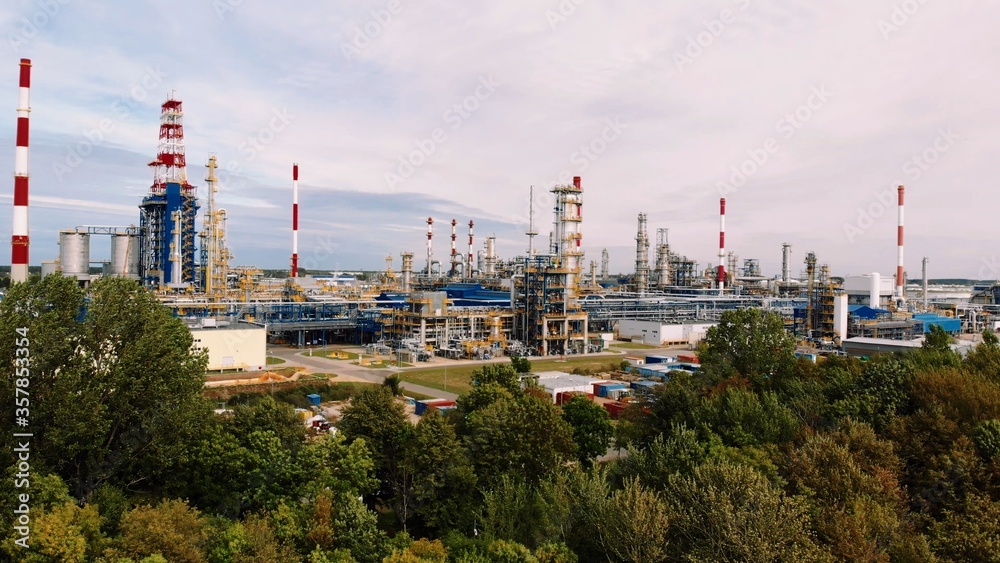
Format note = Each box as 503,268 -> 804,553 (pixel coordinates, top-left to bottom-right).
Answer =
291,163 -> 299,278
450,219 -> 457,276
468,220 -> 474,277
718,198 -> 726,295
922,256 -> 929,311
781,243 -> 791,284
896,185 -> 905,302
426,217 -> 433,276
11,59 -> 30,283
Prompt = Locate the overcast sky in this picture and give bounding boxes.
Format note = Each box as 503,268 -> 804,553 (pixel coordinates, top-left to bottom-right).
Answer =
0,1 -> 996,279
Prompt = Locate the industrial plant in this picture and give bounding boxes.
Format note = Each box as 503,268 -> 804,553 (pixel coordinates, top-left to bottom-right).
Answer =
11,58 -> 1000,365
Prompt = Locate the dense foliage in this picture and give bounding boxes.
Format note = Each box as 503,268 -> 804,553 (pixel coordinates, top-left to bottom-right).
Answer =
4,288 -> 1000,561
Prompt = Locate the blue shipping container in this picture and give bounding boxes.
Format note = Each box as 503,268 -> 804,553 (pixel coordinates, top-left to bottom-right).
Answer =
596,383 -> 627,398
306,393 -> 322,406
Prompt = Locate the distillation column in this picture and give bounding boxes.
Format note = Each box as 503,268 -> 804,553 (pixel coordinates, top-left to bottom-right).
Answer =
635,213 -> 649,293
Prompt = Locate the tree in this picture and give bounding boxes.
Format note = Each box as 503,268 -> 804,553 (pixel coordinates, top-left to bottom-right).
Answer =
383,374 -> 403,396
929,495 -> 1000,562
384,538 -> 448,563
204,514 -> 299,563
923,324 -> 954,352
783,423 -> 905,560
1,502 -> 104,562
465,393 -> 576,486
973,419 -> 1000,461
471,363 -> 521,394
108,499 -> 209,563
832,357 -> 914,432
696,388 -> 799,447
598,478 -> 670,563
560,395 -> 613,467
511,355 -> 532,374
231,395 -> 308,454
698,308 -> 797,389
406,409 -> 477,533
308,493 -> 388,563
0,277 -> 209,501
965,330 -> 1000,382
338,385 -> 413,526
664,462 -> 829,561
612,424 -> 708,490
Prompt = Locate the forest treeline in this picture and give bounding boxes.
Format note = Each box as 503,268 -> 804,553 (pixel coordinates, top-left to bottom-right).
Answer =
2,276 -> 1000,562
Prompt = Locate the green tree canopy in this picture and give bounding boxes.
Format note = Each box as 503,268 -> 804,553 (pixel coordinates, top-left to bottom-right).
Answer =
698,308 -> 797,389
560,395 -> 613,467
466,393 -> 576,486
406,409 -> 477,533
471,363 -> 521,394
0,277 -> 208,501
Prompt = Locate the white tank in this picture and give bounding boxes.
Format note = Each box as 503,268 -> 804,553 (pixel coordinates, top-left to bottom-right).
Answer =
58,231 -> 90,279
40,260 -> 58,278
870,272 -> 881,308
109,234 -> 140,280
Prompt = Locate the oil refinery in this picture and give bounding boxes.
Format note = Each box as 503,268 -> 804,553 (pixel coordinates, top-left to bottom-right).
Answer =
12,59 -> 1000,362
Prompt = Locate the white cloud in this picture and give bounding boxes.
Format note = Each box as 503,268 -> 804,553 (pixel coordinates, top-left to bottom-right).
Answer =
0,0 -> 995,276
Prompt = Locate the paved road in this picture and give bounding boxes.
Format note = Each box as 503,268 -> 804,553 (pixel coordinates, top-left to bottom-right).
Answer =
268,345 -> 458,400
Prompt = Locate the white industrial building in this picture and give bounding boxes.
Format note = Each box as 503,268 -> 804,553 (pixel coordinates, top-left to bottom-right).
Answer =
534,371 -> 599,402
617,320 -> 716,346
844,274 -> 896,308
190,322 -> 267,372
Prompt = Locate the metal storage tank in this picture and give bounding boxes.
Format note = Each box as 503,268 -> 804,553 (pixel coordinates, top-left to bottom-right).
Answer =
58,230 -> 90,279
40,260 -> 58,278
109,233 -> 140,279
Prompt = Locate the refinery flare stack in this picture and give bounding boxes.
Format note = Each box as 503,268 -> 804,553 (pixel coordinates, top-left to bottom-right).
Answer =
292,163 -> 299,278
10,58 -> 31,284
718,197 -> 726,296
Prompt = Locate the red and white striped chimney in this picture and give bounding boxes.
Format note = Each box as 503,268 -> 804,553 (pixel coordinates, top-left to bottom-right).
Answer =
11,58 -> 30,283
291,163 -> 299,278
718,197 -> 726,295
896,185 -> 904,301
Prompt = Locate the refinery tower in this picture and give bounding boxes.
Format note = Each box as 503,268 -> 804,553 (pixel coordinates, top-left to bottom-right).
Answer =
139,97 -> 199,287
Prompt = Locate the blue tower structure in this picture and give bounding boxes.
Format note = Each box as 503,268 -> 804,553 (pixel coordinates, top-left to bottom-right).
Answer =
139,96 -> 199,287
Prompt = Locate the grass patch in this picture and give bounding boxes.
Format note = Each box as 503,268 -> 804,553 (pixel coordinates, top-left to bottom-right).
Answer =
205,380 -> 380,408
399,355 -> 624,396
611,341 -> 656,349
266,356 -> 286,365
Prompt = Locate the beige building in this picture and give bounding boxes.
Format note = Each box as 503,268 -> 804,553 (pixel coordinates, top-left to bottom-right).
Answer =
190,323 -> 267,371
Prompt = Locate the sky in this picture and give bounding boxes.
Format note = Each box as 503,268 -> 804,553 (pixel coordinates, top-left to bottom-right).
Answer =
0,0 -> 997,279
